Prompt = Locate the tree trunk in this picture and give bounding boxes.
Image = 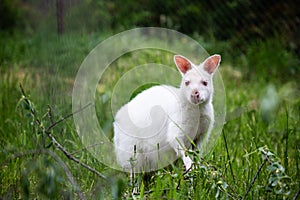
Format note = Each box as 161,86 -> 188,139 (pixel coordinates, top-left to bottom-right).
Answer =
56,0 -> 64,35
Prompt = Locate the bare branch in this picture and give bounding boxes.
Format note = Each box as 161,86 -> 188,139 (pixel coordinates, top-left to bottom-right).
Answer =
293,187 -> 300,200
243,156 -> 268,200
45,102 -> 92,133
47,132 -> 107,180
19,84 -> 107,180
70,142 -> 104,155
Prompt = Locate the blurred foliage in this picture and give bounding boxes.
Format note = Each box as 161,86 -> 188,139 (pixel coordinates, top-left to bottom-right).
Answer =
0,0 -> 298,81
0,0 -> 24,31
1,0 -> 299,52
236,36 -> 299,81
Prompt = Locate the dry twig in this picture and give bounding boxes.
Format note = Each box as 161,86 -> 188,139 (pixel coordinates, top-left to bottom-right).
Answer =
19,84 -> 107,180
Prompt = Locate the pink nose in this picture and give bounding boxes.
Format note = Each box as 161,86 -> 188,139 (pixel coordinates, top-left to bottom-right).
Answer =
191,90 -> 199,98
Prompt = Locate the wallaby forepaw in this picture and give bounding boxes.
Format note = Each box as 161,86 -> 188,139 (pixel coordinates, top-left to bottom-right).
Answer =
183,156 -> 193,171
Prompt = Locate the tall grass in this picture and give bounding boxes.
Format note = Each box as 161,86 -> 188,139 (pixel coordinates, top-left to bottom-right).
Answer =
0,32 -> 299,199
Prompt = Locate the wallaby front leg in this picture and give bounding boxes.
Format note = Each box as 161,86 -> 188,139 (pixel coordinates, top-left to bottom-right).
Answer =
170,138 -> 192,171
182,154 -> 193,171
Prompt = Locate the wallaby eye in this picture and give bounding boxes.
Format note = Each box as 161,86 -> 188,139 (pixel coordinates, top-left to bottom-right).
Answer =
185,80 -> 190,86
201,80 -> 208,86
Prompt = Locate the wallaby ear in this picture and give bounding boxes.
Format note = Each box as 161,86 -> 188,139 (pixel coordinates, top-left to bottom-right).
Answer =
174,55 -> 192,75
203,54 -> 221,74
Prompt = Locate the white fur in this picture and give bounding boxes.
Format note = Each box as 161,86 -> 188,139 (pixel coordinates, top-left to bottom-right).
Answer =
113,54 -> 221,173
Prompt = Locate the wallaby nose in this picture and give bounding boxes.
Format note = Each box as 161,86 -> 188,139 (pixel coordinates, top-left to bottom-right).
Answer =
192,89 -> 199,98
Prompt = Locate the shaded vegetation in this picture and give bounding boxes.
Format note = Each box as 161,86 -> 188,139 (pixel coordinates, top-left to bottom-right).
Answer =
0,0 -> 299,199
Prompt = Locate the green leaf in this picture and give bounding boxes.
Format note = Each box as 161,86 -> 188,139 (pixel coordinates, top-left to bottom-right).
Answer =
45,142 -> 53,148
21,100 -> 30,110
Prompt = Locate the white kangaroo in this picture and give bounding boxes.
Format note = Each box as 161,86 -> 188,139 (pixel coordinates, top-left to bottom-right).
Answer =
113,54 -> 221,173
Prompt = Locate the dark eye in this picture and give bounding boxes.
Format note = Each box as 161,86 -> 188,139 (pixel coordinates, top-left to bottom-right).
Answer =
201,81 -> 208,86
185,80 -> 190,86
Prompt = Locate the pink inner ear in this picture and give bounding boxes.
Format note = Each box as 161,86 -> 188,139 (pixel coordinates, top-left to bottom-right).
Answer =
204,55 -> 221,74
175,56 -> 191,74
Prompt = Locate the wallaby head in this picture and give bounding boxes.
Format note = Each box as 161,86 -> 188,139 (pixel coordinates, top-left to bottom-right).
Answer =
174,54 -> 221,105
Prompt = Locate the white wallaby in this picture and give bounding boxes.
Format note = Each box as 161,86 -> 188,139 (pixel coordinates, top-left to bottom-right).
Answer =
113,54 -> 221,173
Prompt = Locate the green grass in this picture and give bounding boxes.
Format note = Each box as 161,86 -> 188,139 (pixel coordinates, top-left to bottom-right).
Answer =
0,32 -> 299,199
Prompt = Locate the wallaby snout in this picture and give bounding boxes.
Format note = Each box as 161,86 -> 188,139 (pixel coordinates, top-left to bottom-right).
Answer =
191,89 -> 200,104
191,89 -> 199,98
